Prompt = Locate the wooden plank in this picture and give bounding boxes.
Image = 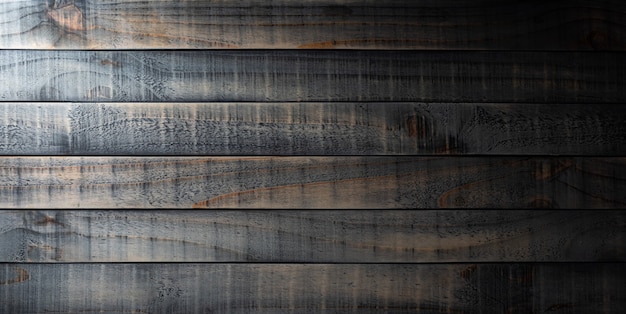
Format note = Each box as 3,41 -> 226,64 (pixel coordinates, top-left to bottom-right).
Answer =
3,102 -> 626,155
0,263 -> 623,313
1,210 -> 623,263
1,0 -> 625,50
0,157 -> 624,209
0,50 -> 623,103
0,103 -> 70,155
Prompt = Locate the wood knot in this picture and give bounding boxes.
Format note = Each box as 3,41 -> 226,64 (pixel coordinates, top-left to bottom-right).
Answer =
586,30 -> 609,50
47,1 -> 84,31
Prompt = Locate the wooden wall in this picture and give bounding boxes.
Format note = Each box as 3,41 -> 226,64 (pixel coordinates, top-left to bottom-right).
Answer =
0,0 -> 625,312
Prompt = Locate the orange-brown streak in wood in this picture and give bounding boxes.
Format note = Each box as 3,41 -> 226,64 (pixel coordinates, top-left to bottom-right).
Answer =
88,25 -> 241,48
35,214 -> 66,227
192,172 -> 403,208
0,266 -> 29,285
531,159 -> 574,181
99,59 -> 121,67
459,265 -> 477,280
436,174 -> 517,208
46,4 -> 84,31
28,244 -> 62,262
0,158 -> 417,189
194,162 -> 493,209
0,158 -> 424,208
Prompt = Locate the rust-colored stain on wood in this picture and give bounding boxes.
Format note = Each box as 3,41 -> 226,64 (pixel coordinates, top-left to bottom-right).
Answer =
0,267 -> 30,285
459,265 -> 477,280
34,214 -> 65,227
47,2 -> 84,32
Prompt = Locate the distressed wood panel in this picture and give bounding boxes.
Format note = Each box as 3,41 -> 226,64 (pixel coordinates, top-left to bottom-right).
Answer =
0,210 -> 623,263
0,263 -> 624,313
3,102 -> 626,155
1,0 -> 625,50
3,1 -> 623,313
0,103 -> 69,155
0,50 -> 623,103
0,157 -> 624,209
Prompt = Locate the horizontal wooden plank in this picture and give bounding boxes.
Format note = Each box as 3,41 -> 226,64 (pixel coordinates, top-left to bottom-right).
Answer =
0,157 -> 624,209
0,103 -> 69,155
3,102 -> 626,155
1,210 -> 623,263
1,0 -> 625,50
0,263 -> 623,313
0,50 -> 623,102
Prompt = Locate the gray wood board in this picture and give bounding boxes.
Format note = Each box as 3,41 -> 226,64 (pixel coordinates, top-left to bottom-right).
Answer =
1,0 -> 625,50
0,50 -> 623,103
0,210 -> 623,263
0,263 -> 624,313
2,102 -> 625,155
0,157 -> 624,209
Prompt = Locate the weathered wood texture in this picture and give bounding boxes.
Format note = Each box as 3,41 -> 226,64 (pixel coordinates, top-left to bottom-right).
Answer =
0,50 -> 623,103
1,1 -> 624,312
0,157 -> 624,209
2,0 -> 625,50
0,210 -> 623,263
3,102 -> 626,155
0,263 -> 624,313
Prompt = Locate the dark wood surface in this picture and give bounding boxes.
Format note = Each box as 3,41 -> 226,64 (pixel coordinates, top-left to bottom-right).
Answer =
1,263 -> 624,313
3,102 -> 625,155
0,210 -> 623,263
0,50 -> 624,102
1,1 -> 625,312
1,0 -> 624,50
0,157 -> 624,209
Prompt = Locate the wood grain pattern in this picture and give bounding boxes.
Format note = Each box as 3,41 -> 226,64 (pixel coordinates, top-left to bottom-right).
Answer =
1,263 -> 624,313
0,103 -> 69,155
1,0 -> 625,50
0,210 -> 623,263
0,157 -> 624,209
2,0 -> 624,312
3,102 -> 626,155
0,50 -> 623,102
